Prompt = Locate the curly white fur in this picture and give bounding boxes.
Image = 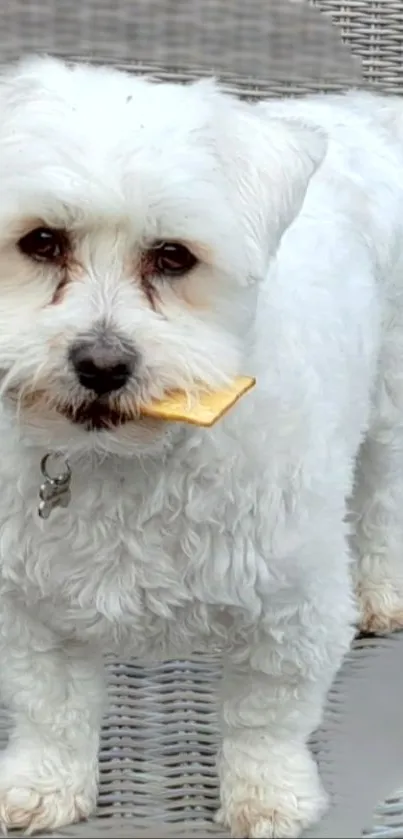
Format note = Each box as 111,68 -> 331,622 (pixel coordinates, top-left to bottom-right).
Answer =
0,56 -> 402,837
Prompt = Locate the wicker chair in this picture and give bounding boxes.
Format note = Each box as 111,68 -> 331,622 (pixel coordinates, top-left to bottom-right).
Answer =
1,2 -> 403,836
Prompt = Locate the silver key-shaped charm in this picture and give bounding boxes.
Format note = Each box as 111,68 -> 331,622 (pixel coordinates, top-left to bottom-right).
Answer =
38,453 -> 72,519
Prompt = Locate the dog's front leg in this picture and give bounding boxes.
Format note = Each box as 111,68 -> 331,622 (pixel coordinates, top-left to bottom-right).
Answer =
0,606 -> 103,834
216,537 -> 355,838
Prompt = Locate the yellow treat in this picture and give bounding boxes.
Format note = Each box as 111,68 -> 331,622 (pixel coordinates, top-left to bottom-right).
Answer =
141,376 -> 256,427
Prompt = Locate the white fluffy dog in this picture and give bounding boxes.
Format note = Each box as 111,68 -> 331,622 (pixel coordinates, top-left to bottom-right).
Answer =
0,55 -> 402,838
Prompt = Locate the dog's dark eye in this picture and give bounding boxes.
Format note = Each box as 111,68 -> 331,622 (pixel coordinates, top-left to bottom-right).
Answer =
18,227 -> 68,263
150,242 -> 197,277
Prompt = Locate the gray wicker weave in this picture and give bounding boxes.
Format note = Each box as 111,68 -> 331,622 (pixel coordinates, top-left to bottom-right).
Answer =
0,2 -> 403,837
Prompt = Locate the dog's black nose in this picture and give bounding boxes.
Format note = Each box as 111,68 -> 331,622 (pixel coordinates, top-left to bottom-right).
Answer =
70,341 -> 135,396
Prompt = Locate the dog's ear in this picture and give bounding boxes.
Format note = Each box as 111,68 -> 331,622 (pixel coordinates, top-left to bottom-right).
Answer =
219,100 -> 327,279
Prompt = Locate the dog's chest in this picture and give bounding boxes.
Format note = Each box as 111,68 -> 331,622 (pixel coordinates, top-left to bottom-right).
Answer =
1,452 -> 251,655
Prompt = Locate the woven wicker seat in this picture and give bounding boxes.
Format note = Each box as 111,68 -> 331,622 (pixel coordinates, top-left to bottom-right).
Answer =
1,2 -> 403,836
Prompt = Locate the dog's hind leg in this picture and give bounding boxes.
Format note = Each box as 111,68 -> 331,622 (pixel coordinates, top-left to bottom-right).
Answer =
351,304 -> 403,634
351,426 -> 403,634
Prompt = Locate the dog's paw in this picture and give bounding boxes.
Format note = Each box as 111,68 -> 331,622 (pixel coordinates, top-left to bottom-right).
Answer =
215,785 -> 326,839
217,745 -> 327,838
357,579 -> 403,634
0,750 -> 97,835
0,783 -> 95,834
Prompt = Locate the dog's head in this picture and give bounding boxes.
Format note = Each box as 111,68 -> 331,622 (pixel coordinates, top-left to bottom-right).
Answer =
0,57 -> 326,456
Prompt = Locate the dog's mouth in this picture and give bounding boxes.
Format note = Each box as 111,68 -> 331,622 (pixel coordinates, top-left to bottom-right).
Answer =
59,399 -> 137,431
6,385 -> 146,432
